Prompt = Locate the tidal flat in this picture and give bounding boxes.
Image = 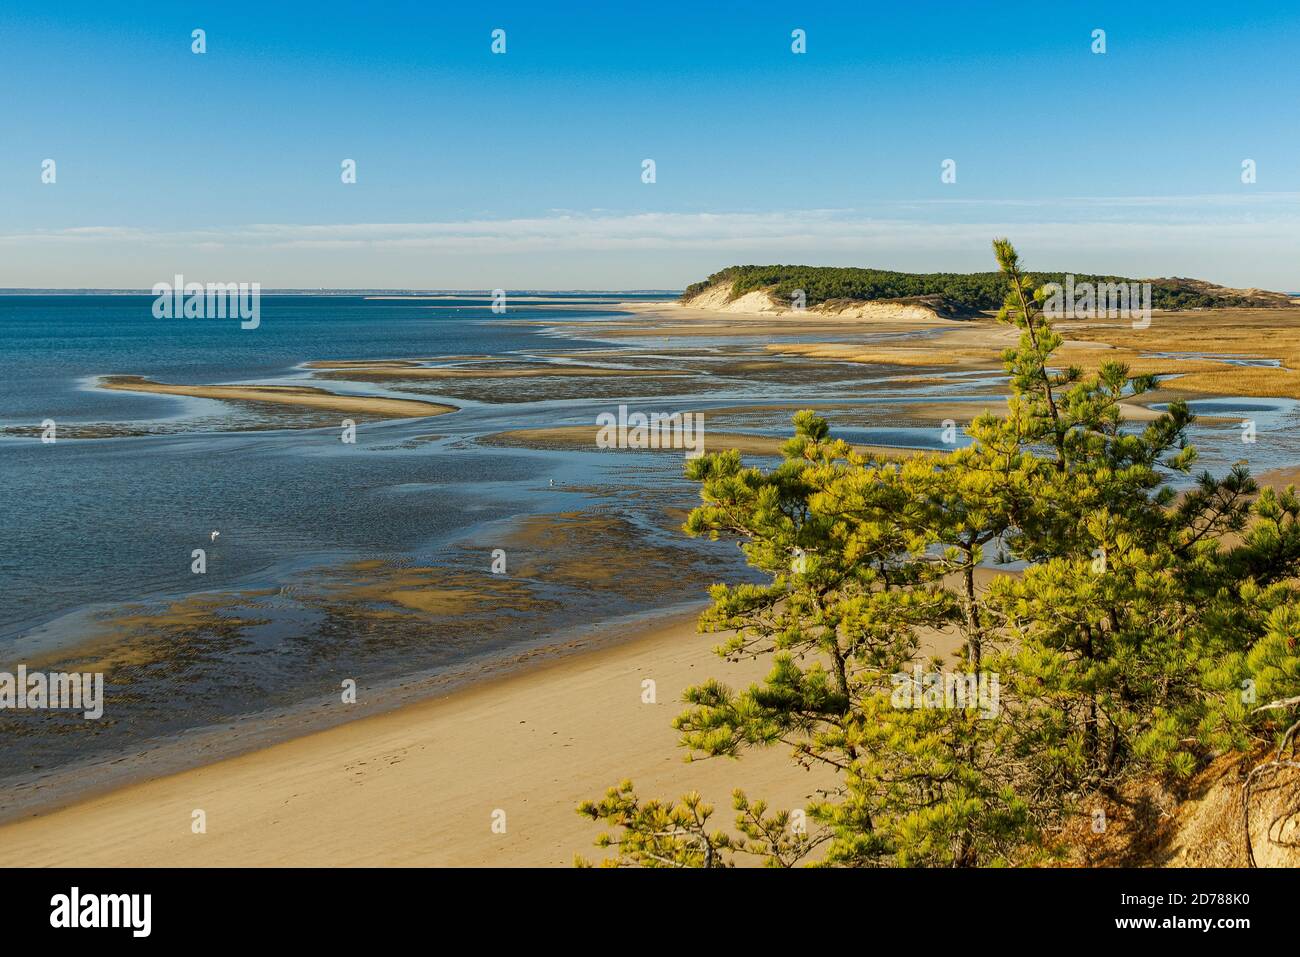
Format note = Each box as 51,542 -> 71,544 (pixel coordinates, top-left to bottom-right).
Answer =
2,293 -> 1298,819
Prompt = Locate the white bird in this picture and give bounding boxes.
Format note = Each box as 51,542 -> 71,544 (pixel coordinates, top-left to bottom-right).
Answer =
210,530 -> 220,542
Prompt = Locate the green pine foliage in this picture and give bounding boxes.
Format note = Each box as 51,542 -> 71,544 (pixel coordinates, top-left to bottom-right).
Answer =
581,240 -> 1300,867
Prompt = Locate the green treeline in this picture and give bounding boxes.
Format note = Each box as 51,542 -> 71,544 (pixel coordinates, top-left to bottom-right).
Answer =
682,264 -> 1264,312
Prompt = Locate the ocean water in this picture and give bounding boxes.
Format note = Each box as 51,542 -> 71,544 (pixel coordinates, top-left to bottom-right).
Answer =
0,292 -> 800,807
0,294 -> 657,638
4,295 -> 1299,642
0,294 -> 627,422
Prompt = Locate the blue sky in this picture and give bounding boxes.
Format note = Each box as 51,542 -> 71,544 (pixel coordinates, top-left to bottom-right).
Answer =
2,1 -> 1297,288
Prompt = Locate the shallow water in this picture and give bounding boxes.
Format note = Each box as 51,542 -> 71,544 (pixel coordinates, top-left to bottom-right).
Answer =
1141,351 -> 1282,368
2,294 -> 1297,794
1156,396 -> 1300,477
0,294 -> 652,634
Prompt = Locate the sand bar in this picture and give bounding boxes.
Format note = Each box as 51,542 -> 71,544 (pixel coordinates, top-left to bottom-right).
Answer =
310,364 -> 689,380
100,376 -> 456,418
483,424 -> 940,460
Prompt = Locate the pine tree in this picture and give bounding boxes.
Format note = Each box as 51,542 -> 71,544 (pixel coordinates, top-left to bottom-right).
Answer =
578,239 -> 1300,866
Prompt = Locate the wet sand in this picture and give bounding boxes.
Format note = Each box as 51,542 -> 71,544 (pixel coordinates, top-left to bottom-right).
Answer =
0,613 -> 852,866
483,424 -> 940,460
100,376 -> 457,419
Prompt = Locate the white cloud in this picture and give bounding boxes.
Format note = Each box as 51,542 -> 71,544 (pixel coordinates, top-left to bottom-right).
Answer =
3,199 -> 1297,288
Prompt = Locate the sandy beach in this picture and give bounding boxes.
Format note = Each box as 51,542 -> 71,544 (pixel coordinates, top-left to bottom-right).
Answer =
0,612 -> 852,867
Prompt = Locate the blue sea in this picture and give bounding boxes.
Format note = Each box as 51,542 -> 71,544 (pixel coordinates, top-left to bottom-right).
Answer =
0,292 -> 764,808
4,294 -> 1299,644
0,294 -> 661,638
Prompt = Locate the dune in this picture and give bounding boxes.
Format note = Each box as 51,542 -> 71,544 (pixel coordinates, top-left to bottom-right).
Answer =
677,283 -> 967,323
